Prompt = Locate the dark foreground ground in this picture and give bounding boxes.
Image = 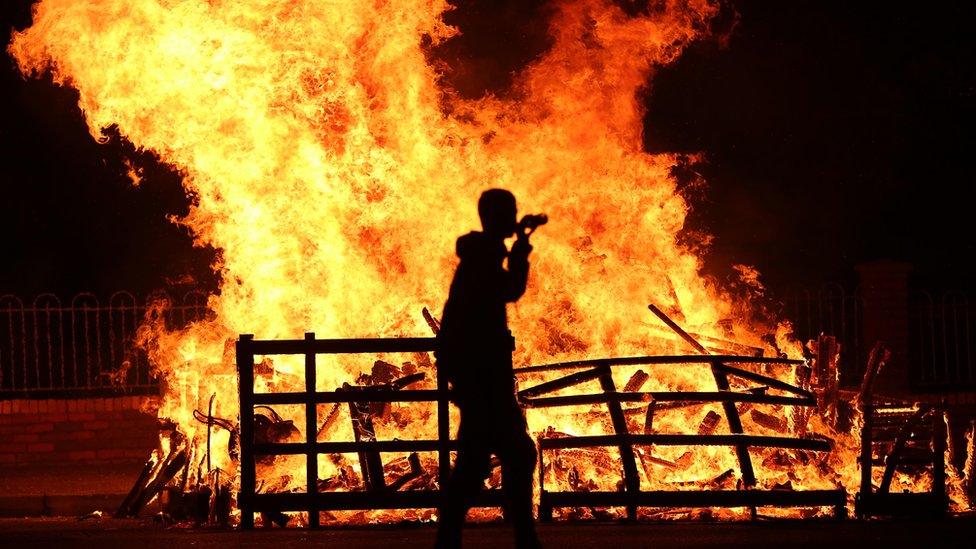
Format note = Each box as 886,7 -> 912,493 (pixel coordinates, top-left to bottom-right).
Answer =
1,517 -> 974,549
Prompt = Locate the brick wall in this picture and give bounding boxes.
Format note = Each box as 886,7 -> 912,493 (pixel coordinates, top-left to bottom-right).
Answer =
0,397 -> 159,466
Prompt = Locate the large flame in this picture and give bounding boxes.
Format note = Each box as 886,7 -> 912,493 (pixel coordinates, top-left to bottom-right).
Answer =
15,0 -> 951,522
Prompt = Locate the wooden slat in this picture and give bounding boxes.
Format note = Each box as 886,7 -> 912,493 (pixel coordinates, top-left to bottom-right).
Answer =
247,336 -> 436,355
711,360 -> 757,488
598,367 -> 640,520
523,391 -> 813,408
254,440 -> 447,455
713,363 -> 814,399
253,389 -> 443,405
250,490 -> 507,512
236,335 -> 256,529
436,351 -> 451,489
538,433 -> 832,452
514,354 -> 801,375
541,489 -> 846,509
303,333 -> 319,527
518,367 -> 604,398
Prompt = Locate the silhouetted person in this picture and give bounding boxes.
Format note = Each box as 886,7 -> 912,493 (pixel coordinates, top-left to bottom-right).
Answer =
434,189 -> 543,549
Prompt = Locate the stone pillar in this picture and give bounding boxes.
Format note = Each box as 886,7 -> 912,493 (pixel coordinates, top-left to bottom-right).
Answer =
856,260 -> 912,395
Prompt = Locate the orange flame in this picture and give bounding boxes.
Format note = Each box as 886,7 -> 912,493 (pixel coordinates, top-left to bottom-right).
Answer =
13,0 -> 959,521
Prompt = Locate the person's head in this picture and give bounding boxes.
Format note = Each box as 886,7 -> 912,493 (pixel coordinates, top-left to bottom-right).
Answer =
478,188 -> 517,238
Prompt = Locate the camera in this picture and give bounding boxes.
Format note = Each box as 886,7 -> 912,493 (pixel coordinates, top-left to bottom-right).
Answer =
518,213 -> 548,232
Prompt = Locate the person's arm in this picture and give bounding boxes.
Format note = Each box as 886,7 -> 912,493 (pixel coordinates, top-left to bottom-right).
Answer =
504,235 -> 532,302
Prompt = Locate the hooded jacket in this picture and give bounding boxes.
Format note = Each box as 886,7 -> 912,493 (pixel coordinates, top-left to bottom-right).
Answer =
436,231 -> 531,389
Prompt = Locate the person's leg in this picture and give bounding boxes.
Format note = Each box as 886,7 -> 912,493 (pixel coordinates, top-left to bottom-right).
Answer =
497,406 -> 541,549
435,420 -> 492,548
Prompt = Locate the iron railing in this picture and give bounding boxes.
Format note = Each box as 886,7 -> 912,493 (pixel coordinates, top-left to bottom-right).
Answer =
783,283 -> 864,384
0,290 -> 209,398
911,291 -> 975,390
3,285 -> 972,397
783,285 -> 975,390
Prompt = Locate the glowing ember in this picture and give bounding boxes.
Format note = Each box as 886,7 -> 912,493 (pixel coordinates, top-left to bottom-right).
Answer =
8,0 -> 968,522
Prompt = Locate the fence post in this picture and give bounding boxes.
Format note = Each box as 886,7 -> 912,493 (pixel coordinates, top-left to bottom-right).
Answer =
437,349 -> 451,491
304,332 -> 319,528
237,334 -> 256,529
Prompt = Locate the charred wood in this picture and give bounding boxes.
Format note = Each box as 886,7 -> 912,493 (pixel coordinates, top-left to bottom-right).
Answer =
698,411 -> 722,436
422,307 -> 440,335
121,445 -> 189,518
965,420 -> 976,494
623,370 -> 649,392
316,402 -> 342,440
519,367 -> 604,398
859,343 -> 890,404
115,456 -> 157,518
750,409 -> 788,433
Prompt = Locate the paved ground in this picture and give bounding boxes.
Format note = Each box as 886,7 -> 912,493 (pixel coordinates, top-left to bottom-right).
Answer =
0,462 -> 145,517
0,463 -> 145,497
1,516 -> 975,548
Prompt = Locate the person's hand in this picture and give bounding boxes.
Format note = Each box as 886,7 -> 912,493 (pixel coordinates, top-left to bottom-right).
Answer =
511,234 -> 533,256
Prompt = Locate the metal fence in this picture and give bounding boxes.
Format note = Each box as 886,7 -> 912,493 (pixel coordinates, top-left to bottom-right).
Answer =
911,291 -> 975,390
3,286 -> 973,398
784,285 -> 975,391
783,283 -> 864,385
0,291 -> 209,398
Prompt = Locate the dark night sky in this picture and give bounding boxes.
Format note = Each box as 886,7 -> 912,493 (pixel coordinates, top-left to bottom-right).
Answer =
1,0 -> 974,300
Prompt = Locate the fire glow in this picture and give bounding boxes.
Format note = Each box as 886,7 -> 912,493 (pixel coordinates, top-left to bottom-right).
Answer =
8,0 -> 966,523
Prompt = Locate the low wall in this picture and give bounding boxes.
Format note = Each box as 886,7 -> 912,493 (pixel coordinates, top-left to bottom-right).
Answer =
0,396 -> 159,466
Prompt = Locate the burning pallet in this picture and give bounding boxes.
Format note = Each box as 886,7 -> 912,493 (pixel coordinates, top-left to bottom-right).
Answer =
855,344 -> 949,518
233,306 -> 851,527
237,333 -> 512,528
520,306 -> 846,520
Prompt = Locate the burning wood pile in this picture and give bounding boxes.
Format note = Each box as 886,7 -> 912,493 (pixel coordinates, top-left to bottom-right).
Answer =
223,306 -> 857,527
113,304 -> 975,527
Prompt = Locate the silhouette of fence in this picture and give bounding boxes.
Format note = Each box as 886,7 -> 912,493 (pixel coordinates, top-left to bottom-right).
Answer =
3,286 -> 972,397
783,283 -> 864,385
0,291 -> 209,398
911,291 -> 975,390
236,334 -> 844,528
783,284 -> 974,390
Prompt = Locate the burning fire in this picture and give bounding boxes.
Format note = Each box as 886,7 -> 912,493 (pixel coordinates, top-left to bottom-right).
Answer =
9,0 -> 967,523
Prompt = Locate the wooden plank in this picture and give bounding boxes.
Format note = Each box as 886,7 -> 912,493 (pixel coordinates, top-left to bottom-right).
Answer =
598,367 -> 640,520
514,354 -> 801,375
522,391 -> 813,408
436,359 -> 450,489
250,487 -> 847,516
253,389 -> 442,405
711,360 -> 757,488
270,430 -> 836,464
541,489 -> 846,509
712,363 -> 814,399
247,337 -> 436,355
538,434 -> 832,452
236,334 -> 256,530
250,489 -> 507,512
647,304 -> 709,353
254,440 -> 448,455
518,367 -> 604,398
303,333 -> 319,528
